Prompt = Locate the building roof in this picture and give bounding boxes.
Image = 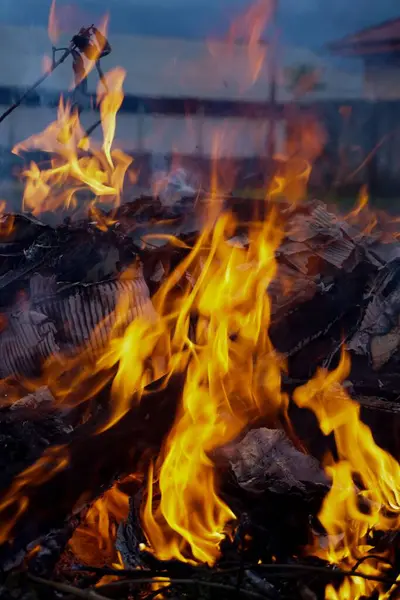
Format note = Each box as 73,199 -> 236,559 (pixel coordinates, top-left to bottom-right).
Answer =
329,17 -> 400,56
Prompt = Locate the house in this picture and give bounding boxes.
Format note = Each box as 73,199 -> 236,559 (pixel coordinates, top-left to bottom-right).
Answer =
329,17 -> 400,101
0,23 -> 363,206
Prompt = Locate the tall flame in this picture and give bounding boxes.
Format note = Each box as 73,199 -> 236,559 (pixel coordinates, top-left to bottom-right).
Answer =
48,0 -> 60,45
12,68 -> 132,215
141,206 -> 287,564
294,350 -> 400,599
1,3 -> 400,595
228,0 -> 274,86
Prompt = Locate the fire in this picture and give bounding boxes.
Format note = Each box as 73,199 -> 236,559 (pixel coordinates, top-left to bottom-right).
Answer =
69,482 -> 130,565
293,350 -> 400,599
12,68 -> 131,216
48,0 -> 60,45
0,446 -> 69,544
0,201 -> 15,237
1,3 -> 400,596
98,69 -> 125,167
142,206 -> 287,564
228,0 -> 274,87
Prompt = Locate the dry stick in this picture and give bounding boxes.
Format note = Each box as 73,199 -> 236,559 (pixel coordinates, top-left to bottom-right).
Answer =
28,574 -> 109,600
96,577 -> 271,599
351,554 -> 394,572
30,575 -> 270,600
75,562 -> 400,585
0,46 -> 74,125
84,119 -> 102,139
220,563 -> 400,586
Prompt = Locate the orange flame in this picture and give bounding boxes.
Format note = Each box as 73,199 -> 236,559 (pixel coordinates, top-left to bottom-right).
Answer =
0,446 -> 69,544
69,482 -> 130,565
48,0 -> 60,45
293,350 -> 400,599
141,206 -> 287,564
13,68 -> 131,216
227,0 -> 274,87
97,69 -> 125,167
1,4 -> 400,594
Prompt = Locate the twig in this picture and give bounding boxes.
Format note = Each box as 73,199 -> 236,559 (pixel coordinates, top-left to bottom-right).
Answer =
245,571 -> 277,597
0,44 -> 76,125
70,566 -> 171,578
351,554 -> 394,572
220,563 -> 400,586
96,577 -> 271,599
27,574 -> 110,600
83,119 -> 102,139
75,562 -> 400,586
145,585 -> 172,599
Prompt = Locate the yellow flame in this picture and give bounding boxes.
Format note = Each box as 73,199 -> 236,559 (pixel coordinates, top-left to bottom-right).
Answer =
69,482 -> 131,563
1,8 -> 400,595
293,350 -> 400,599
12,68 -> 132,216
139,205 -> 287,564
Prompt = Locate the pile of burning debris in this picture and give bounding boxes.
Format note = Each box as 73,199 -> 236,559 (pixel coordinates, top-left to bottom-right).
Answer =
0,6 -> 400,598
0,192 -> 399,600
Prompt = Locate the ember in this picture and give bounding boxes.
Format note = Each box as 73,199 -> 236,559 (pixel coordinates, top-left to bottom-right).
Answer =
0,2 -> 400,600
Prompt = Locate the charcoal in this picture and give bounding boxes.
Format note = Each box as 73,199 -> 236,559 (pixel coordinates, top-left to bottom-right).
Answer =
222,428 -> 329,497
116,494 -> 147,569
0,373 -> 183,571
269,264 -> 318,319
10,387 -> 55,412
0,394 -> 73,493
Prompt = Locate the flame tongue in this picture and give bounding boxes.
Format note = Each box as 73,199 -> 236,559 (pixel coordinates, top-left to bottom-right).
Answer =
140,211 -> 287,564
294,351 -> 400,599
13,68 -> 132,216
2,4 -> 400,591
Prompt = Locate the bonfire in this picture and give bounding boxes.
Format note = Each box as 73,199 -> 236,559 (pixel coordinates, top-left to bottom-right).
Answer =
0,2 -> 399,600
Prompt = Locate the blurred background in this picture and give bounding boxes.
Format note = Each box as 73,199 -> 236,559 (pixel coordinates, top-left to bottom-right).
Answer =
0,0 -> 399,208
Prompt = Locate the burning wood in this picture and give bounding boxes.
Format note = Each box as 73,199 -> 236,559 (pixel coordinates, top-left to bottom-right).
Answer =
1,5 -> 400,599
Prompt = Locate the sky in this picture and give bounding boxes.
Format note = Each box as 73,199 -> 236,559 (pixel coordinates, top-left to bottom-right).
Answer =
0,0 -> 399,49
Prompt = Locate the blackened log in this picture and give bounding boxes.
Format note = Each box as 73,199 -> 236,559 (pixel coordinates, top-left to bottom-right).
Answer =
0,374 -> 184,571
0,388 -> 73,493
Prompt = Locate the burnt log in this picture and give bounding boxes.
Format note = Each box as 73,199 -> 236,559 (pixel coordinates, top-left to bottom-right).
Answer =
0,373 -> 184,571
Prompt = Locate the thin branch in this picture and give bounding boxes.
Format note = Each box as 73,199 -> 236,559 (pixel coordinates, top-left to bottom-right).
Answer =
70,566 -> 171,578
351,554 -> 394,573
96,577 -> 273,599
220,563 -> 400,586
145,585 -> 172,599
75,561 -> 399,586
27,574 -> 110,600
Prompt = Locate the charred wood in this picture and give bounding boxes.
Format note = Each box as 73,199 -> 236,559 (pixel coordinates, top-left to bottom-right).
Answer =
0,374 -> 184,572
